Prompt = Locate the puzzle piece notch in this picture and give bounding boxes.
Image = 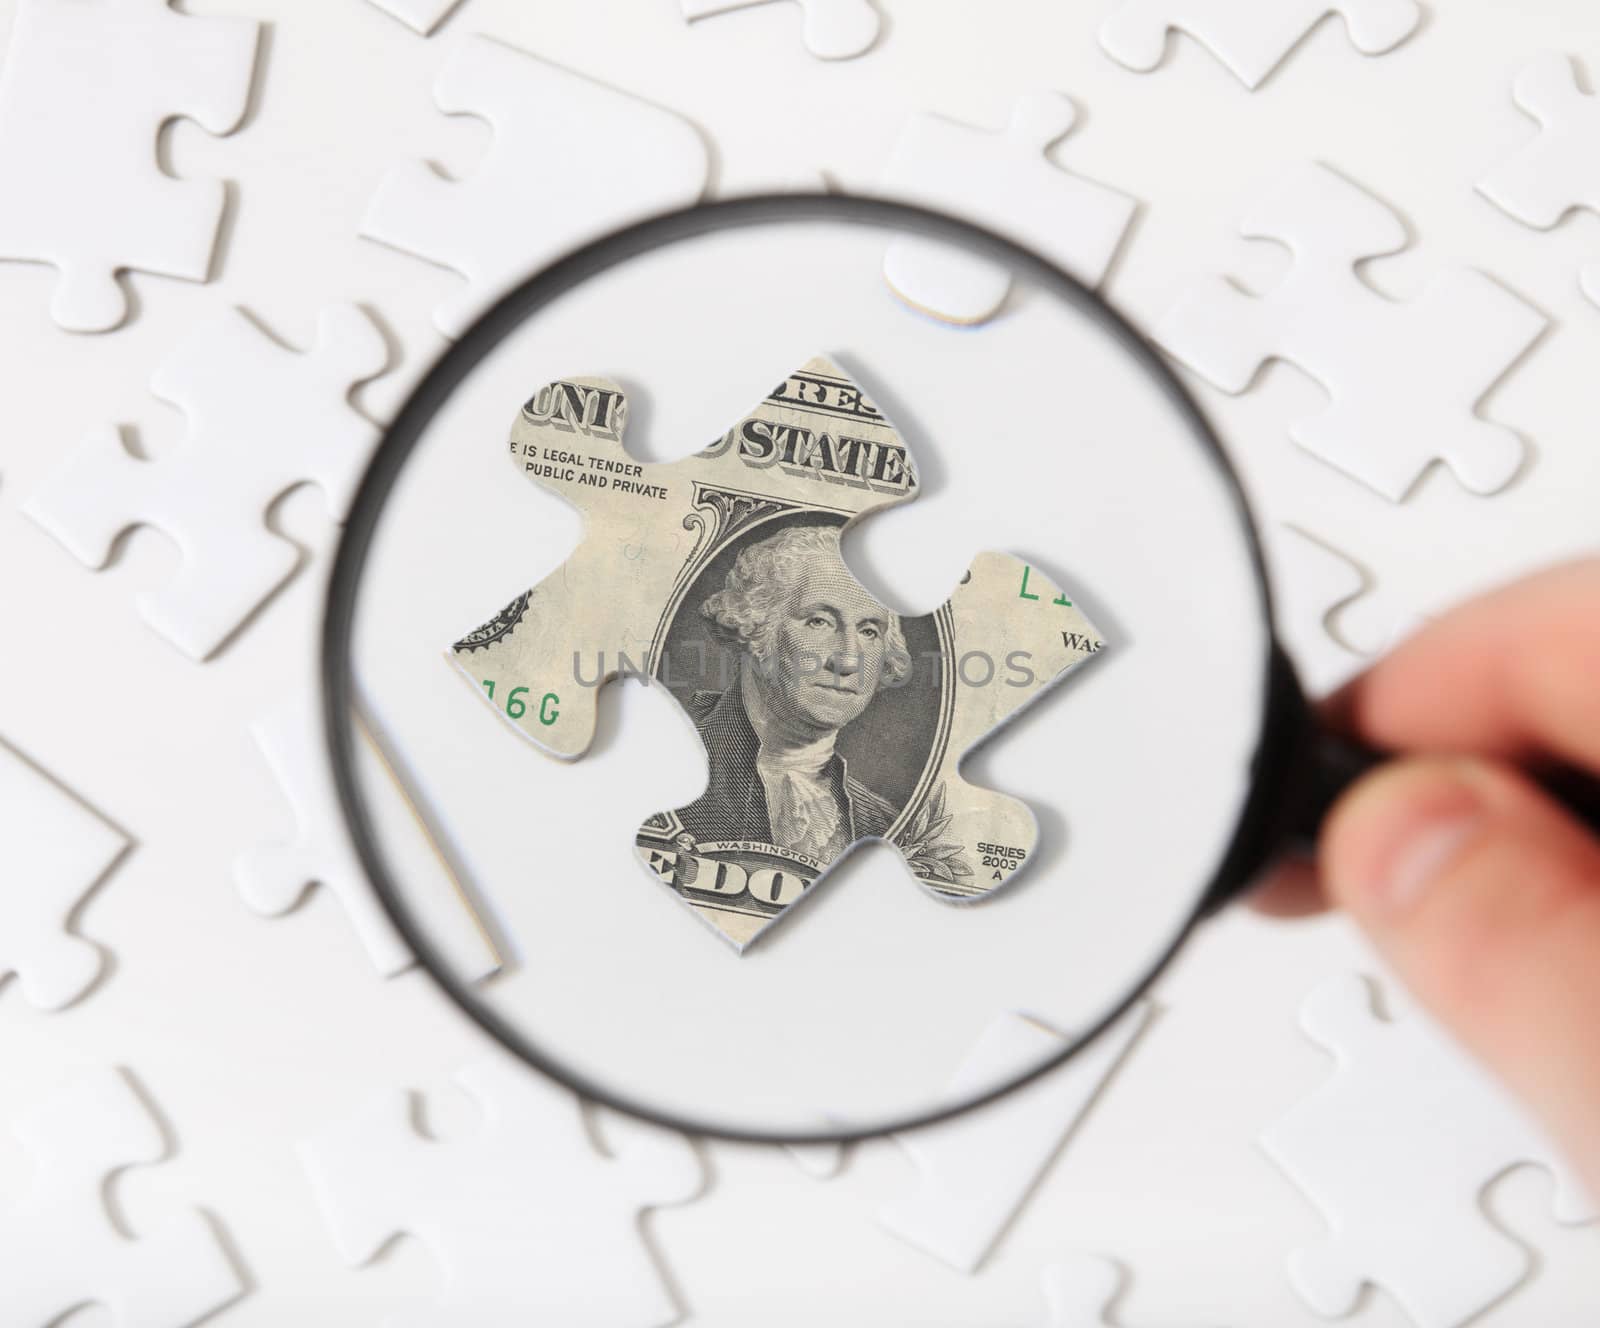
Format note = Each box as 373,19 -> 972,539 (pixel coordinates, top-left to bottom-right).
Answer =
363,34 -> 709,339
1272,525 -> 1426,697
878,1006 -> 1149,1272
1157,162 -> 1547,500
1098,0 -> 1420,89
1478,53 -> 1600,308
0,0 -> 258,331
1478,53 -> 1600,230
1262,974 -> 1597,1328
1040,1253 -> 1213,1327
879,92 -> 1138,324
302,1056 -> 700,1324
1043,1255 -> 1127,1327
236,691 -> 501,981
24,303 -> 387,659
0,742 -> 127,1010
0,1066 -> 242,1326
365,0 -> 465,36
236,694 -> 413,976
681,0 -> 880,59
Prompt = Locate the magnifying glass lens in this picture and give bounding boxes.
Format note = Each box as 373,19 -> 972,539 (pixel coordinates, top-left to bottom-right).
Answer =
340,202 -> 1273,1140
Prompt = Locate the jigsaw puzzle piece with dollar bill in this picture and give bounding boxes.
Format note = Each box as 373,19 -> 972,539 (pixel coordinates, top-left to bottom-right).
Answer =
450,357 -> 1107,950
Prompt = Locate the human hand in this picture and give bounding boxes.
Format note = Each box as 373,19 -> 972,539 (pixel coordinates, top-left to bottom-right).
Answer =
1253,557 -> 1600,1196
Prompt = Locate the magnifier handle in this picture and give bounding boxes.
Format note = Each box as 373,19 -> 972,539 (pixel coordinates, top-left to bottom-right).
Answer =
1295,729 -> 1600,848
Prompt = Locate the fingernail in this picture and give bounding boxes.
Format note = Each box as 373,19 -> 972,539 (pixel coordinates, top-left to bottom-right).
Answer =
1330,765 -> 1486,917
1381,814 -> 1482,912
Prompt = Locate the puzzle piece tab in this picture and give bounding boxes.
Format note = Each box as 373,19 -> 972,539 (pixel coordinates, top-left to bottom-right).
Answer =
0,0 -> 258,331
0,1066 -> 242,1326
1478,53 -> 1600,305
301,1056 -> 700,1325
1261,974 -> 1597,1328
680,0 -> 880,59
450,358 -> 1107,949
1098,0 -> 1420,89
878,93 -> 1137,324
1157,162 -> 1547,501
879,1008 -> 1148,1273
0,740 -> 126,1009
24,304 -> 387,659
363,34 -> 708,339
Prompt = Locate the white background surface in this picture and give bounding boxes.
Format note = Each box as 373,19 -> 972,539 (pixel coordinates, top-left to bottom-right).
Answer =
0,0 -> 1597,1323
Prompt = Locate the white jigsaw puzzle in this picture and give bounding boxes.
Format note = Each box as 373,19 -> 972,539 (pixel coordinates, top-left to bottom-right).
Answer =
1271,524 -> 1425,697
302,1056 -> 701,1324
24,304 -> 388,660
679,0 -> 880,60
1097,0 -> 1420,90
1478,52 -> 1600,308
365,0 -> 465,36
1156,162 -> 1547,501
1040,1253 -> 1211,1327
0,0 -> 258,332
0,740 -> 126,1010
1262,974 -> 1598,1328
878,1006 -> 1150,1273
237,691 -> 500,982
363,34 -> 708,339
877,93 -> 1137,325
0,1066 -> 242,1327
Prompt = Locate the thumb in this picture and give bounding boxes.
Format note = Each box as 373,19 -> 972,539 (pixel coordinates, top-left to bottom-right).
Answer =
1322,755 -> 1600,1195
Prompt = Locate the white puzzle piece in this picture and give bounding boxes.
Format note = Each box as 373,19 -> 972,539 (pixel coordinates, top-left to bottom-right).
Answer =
237,691 -> 500,982
365,0 -> 465,36
1097,0 -> 1420,90
24,304 -> 388,660
679,0 -> 880,60
302,1056 -> 701,1325
877,93 -> 1137,325
1261,974 -> 1598,1328
1478,53 -> 1600,306
363,34 -> 709,339
1040,1253 -> 1211,1327
878,1006 -> 1150,1273
0,0 -> 258,331
1270,525 -> 1425,697
0,1066 -> 242,1327
0,741 -> 126,1010
1156,162 -> 1547,501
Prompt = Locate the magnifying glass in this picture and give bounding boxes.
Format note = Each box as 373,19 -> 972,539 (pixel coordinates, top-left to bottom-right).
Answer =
323,193 -> 1600,1145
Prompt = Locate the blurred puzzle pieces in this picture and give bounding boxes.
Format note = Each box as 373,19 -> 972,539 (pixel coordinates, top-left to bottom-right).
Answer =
0,0 -> 258,331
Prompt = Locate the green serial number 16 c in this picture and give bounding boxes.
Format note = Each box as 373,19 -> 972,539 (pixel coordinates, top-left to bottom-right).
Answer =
481,680 -> 559,726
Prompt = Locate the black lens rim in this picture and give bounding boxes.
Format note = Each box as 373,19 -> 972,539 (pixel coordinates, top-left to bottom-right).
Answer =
323,192 -> 1292,1145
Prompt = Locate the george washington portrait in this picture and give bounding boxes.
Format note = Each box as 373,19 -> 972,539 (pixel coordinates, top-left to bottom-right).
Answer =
671,523 -> 913,862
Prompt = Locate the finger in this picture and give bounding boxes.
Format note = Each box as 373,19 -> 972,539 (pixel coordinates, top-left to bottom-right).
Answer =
1323,556 -> 1600,771
1322,754 -> 1600,1193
